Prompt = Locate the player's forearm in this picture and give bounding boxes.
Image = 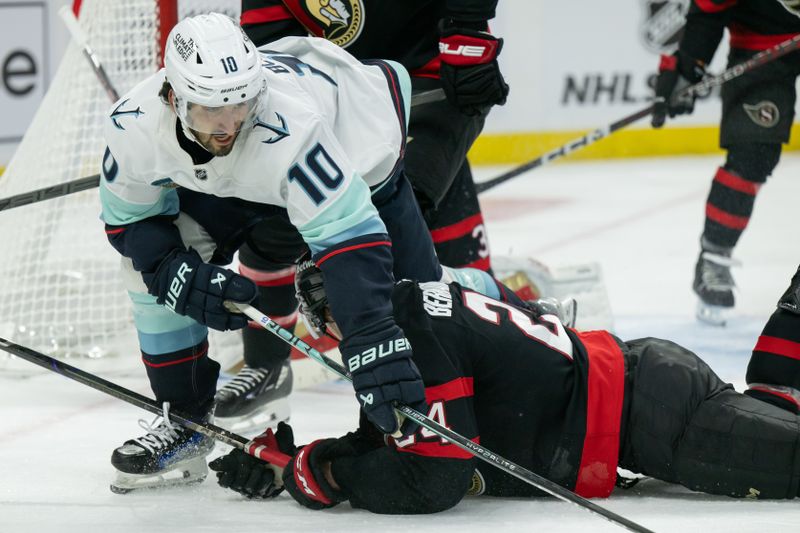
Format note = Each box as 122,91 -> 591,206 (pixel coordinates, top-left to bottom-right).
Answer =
331,448 -> 473,514
444,0 -> 498,25
103,215 -> 184,275
680,1 -> 733,64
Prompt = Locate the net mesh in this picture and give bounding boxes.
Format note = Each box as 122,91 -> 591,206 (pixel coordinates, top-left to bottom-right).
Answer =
0,0 -> 241,375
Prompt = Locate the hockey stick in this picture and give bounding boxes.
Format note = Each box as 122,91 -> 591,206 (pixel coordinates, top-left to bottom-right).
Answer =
0,336 -> 290,469
0,174 -> 101,213
231,302 -> 654,533
59,6 -> 120,102
0,88 -> 444,214
475,33 -> 800,194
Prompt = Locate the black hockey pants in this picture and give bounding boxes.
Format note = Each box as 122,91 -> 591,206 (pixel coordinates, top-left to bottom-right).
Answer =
618,337 -> 800,499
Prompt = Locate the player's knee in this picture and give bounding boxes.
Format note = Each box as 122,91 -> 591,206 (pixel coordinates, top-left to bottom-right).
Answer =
724,143 -> 782,184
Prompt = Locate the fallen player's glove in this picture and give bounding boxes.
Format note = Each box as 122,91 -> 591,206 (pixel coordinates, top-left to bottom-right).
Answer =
210,422 -> 352,510
438,20 -> 509,116
651,51 -> 705,128
146,248 -> 257,330
340,319 -> 428,437
281,437 -> 353,510
209,423 -> 294,499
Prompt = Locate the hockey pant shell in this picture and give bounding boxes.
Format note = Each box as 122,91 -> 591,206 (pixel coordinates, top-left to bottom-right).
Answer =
618,337 -> 800,499
720,48 -> 800,147
122,212 -> 223,414
406,77 -> 490,270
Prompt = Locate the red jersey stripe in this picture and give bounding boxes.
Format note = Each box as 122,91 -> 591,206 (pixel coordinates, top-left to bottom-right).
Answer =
240,6 -> 294,25
424,377 -> 474,403
573,330 -> 625,498
729,25 -> 800,51
754,335 -> 800,361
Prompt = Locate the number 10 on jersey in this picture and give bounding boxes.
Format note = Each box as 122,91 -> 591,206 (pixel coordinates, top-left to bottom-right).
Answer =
288,143 -> 345,205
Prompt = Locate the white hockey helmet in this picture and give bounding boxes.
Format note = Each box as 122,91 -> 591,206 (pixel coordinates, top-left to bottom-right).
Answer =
164,13 -> 265,134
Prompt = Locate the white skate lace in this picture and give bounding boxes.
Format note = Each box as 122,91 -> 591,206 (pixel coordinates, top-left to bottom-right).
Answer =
700,251 -> 741,291
219,366 -> 269,397
133,402 -> 183,454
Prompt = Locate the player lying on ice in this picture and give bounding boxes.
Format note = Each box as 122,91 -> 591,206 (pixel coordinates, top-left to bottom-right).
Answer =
209,258 -> 800,513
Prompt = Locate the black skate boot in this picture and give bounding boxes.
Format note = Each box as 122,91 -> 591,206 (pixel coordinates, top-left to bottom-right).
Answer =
692,245 -> 740,327
214,359 -> 292,432
110,402 -> 214,494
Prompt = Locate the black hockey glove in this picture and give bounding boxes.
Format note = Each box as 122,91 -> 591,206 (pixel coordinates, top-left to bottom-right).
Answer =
340,319 -> 428,437
145,248 -> 257,331
438,20 -> 509,116
281,437 -> 355,511
651,51 -> 706,128
209,422 -> 295,499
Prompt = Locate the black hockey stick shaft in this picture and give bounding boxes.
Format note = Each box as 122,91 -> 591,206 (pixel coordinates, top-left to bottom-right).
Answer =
0,90 -> 444,215
0,336 -> 290,468
0,174 -> 101,213
233,303 -> 654,533
476,33 -> 800,194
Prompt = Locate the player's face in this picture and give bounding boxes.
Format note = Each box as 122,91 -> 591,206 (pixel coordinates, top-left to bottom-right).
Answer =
186,102 -> 252,156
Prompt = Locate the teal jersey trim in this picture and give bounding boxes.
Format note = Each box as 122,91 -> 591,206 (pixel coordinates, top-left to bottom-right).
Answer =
298,174 -> 386,253
100,179 -> 180,226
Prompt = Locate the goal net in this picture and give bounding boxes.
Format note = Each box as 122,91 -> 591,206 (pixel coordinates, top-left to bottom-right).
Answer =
0,0 -> 243,376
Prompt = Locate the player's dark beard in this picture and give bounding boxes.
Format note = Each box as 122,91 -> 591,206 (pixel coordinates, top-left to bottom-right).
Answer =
191,128 -> 240,157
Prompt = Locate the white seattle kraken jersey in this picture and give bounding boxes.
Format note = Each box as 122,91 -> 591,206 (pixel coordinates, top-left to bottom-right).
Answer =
100,36 -> 409,254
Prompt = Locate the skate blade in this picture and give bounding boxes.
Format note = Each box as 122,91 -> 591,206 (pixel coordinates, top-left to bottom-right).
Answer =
110,456 -> 208,494
215,398 -> 291,434
696,301 -> 731,327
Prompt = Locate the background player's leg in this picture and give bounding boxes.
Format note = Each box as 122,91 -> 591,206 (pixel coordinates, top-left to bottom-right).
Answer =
620,337 -> 800,499
746,265 -> 800,413
693,47 -> 796,325
404,78 -> 491,271
217,214 -> 307,431
110,213 -> 221,493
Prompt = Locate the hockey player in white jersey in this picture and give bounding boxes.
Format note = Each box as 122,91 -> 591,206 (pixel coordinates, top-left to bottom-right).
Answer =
99,13 -> 515,493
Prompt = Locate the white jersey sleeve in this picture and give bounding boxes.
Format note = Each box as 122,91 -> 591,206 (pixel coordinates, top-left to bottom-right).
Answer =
99,77 -> 180,227
283,114 -> 387,255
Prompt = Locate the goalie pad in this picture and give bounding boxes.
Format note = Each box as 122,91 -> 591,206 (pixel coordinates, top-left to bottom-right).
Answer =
492,255 -> 614,332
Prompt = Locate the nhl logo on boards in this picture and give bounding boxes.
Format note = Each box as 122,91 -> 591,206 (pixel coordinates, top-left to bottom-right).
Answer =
640,0 -> 690,54
743,101 -> 780,128
194,168 -> 208,181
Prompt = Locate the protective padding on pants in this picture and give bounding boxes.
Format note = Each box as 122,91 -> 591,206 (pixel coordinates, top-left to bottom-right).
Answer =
620,337 -> 800,499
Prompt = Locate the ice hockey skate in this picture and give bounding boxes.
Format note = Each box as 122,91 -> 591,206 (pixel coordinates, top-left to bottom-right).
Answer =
110,403 -> 214,494
214,360 -> 293,433
693,250 -> 740,327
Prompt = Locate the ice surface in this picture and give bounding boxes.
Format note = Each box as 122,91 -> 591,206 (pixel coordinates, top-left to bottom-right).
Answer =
3,154 -> 800,532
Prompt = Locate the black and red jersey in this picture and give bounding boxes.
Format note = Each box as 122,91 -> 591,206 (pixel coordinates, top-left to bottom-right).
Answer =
682,0 -> 800,64
240,1 -> 498,78
328,280 -> 626,513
